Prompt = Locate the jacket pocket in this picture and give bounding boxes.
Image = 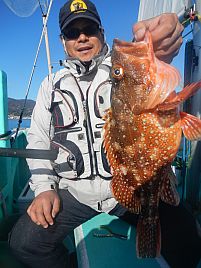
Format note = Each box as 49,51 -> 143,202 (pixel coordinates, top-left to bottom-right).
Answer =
50,89 -> 79,128
94,80 -> 112,118
93,140 -> 112,179
51,139 -> 84,179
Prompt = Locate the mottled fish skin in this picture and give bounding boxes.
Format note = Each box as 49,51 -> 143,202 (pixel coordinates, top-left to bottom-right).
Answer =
103,32 -> 201,258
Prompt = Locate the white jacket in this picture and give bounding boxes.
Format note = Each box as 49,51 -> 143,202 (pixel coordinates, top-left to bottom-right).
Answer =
27,44 -> 118,212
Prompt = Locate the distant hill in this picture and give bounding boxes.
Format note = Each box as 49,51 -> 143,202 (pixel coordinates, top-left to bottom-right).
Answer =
8,98 -> 36,118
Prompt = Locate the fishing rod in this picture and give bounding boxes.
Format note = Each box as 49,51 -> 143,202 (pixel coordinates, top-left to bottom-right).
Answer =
0,147 -> 58,160
12,0 -> 54,144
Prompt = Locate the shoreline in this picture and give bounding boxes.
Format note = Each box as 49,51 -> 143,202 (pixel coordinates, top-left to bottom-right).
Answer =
8,117 -> 31,120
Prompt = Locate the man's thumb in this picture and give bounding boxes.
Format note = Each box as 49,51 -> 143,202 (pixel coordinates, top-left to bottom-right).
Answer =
133,16 -> 160,41
133,22 -> 146,41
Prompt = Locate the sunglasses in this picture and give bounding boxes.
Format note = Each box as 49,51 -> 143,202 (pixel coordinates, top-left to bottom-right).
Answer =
63,24 -> 100,40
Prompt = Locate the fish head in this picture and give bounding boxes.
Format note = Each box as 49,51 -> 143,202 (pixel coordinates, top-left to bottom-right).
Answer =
111,32 -> 156,114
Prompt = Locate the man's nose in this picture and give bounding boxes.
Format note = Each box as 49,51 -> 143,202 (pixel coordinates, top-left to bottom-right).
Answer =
77,32 -> 89,41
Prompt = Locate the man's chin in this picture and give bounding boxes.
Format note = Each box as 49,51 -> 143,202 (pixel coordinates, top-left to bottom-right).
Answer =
77,50 -> 94,62
79,56 -> 93,62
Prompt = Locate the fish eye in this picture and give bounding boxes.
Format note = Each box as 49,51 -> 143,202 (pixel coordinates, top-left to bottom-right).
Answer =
111,65 -> 124,80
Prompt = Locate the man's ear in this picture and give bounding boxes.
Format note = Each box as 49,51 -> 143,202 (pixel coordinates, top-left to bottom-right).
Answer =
100,27 -> 104,35
100,28 -> 106,45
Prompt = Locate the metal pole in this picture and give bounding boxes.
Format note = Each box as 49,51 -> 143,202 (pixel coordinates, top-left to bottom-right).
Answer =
185,0 -> 201,211
0,71 -> 9,148
0,71 -> 12,214
0,147 -> 58,160
43,15 -> 52,75
192,0 -> 201,88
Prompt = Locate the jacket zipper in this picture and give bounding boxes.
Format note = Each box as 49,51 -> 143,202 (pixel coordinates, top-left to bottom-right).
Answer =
84,97 -> 97,176
72,75 -> 96,176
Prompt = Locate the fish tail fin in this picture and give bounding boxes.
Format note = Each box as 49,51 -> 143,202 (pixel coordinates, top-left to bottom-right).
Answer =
180,112 -> 201,140
136,212 -> 161,258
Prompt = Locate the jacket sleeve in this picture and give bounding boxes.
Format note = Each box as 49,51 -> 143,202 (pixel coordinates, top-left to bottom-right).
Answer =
27,75 -> 59,196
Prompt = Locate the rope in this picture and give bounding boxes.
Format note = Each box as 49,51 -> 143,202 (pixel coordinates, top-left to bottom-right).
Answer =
37,0 -> 45,16
12,0 -> 54,144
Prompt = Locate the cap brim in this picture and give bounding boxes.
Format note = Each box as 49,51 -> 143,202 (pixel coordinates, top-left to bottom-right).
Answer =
61,13 -> 101,31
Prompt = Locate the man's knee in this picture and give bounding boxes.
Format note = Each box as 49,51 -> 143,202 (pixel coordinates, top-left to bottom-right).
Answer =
9,213 -> 38,254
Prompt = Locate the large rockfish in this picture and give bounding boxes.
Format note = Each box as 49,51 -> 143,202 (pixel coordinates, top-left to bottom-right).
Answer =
103,32 -> 201,258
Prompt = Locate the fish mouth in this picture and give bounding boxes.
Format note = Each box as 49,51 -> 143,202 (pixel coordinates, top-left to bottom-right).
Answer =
113,38 -> 149,57
113,30 -> 151,47
112,32 -> 154,61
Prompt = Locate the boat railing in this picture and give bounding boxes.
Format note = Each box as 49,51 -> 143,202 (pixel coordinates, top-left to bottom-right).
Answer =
0,71 -> 31,219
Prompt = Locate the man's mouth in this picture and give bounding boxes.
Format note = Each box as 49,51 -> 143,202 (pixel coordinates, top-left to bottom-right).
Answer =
77,46 -> 92,53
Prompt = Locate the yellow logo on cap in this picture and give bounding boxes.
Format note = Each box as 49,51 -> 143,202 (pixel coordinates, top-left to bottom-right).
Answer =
70,0 -> 87,13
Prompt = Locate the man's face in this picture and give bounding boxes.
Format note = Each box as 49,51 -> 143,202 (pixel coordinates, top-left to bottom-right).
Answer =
62,19 -> 104,62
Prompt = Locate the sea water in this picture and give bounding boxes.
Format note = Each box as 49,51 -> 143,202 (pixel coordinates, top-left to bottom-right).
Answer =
8,119 -> 31,130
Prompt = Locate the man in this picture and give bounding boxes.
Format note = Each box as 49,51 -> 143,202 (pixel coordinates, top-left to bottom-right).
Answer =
9,1 -> 200,268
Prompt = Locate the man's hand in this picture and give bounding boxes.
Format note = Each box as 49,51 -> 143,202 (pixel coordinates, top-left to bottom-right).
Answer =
27,190 -> 60,228
133,13 -> 184,63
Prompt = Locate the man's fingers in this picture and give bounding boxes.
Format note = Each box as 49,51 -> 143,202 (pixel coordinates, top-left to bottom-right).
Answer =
27,203 -> 48,228
43,202 -> 54,226
150,13 -> 179,43
27,204 -> 40,225
133,13 -> 183,63
155,37 -> 182,63
35,208 -> 49,228
52,197 -> 60,218
153,20 -> 184,51
27,191 -> 60,228
27,204 -> 31,216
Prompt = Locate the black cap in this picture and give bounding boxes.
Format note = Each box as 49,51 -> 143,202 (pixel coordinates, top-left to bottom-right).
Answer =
59,0 -> 102,32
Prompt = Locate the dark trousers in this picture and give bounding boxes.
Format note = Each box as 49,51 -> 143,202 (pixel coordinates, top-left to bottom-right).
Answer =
9,189 -> 201,268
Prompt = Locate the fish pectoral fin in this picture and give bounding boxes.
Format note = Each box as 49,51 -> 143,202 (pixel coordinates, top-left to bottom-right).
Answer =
180,112 -> 201,141
160,165 -> 180,206
111,173 -> 141,213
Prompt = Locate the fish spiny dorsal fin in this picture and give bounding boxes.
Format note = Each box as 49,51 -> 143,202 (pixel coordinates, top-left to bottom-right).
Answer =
172,81 -> 201,103
180,112 -> 201,140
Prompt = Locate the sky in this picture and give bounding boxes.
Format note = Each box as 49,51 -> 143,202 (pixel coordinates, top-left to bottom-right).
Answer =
0,0 -> 189,101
